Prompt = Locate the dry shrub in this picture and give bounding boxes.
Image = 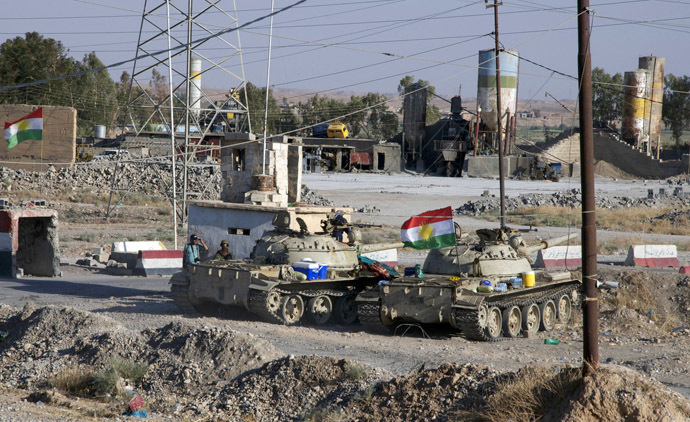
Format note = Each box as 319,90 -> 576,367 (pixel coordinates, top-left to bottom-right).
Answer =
49,367 -> 96,396
507,205 -> 690,237
462,366 -> 581,422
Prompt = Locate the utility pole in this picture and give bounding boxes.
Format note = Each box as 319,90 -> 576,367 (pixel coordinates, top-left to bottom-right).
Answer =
486,0 -> 506,228
577,0 -> 599,375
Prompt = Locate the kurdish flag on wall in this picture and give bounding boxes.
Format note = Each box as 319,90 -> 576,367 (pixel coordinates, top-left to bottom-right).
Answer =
401,206 -> 456,250
4,108 -> 43,149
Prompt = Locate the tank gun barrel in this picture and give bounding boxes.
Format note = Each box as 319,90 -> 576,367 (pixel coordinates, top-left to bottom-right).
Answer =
526,233 -> 579,254
358,242 -> 405,254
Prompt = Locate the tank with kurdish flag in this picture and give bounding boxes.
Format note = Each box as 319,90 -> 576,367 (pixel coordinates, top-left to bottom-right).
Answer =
356,206 -> 582,341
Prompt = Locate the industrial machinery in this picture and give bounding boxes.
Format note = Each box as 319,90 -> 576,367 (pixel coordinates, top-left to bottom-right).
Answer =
356,227 -> 581,340
171,211 -> 402,325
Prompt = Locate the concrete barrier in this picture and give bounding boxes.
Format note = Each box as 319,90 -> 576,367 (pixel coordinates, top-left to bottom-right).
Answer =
624,245 -> 679,268
135,250 -> 183,277
112,241 -> 165,253
534,246 -> 582,268
679,266 -> 690,274
361,248 -> 398,267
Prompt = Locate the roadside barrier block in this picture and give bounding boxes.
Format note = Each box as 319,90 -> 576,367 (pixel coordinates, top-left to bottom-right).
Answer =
135,250 -> 183,277
624,245 -> 679,268
679,266 -> 690,274
534,246 -> 582,269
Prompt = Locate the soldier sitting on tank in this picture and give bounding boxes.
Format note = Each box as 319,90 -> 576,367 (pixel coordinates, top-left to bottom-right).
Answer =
213,239 -> 232,260
331,210 -> 353,244
183,234 -> 208,267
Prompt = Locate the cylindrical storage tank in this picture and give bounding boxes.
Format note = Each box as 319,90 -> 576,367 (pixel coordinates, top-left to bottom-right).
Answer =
94,125 -> 106,139
477,49 -> 519,132
638,56 -> 664,151
190,57 -> 202,116
622,69 -> 651,148
402,83 -> 427,160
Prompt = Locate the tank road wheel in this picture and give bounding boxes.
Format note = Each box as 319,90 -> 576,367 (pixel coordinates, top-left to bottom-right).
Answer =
539,300 -> 557,332
334,294 -> 358,325
484,306 -> 503,340
266,291 -> 282,315
476,304 -> 489,328
280,295 -> 304,325
557,294 -> 573,324
502,306 -> 522,338
521,303 -> 541,335
307,295 -> 333,325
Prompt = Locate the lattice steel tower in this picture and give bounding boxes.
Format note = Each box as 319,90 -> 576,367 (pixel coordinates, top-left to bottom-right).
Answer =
113,0 -> 250,225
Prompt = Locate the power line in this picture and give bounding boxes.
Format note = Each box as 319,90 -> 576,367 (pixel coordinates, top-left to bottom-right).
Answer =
0,0 -> 307,93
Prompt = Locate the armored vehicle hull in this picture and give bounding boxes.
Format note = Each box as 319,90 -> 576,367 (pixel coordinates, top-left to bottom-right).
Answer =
171,209 -> 402,325
171,262 -> 379,325
357,271 -> 581,341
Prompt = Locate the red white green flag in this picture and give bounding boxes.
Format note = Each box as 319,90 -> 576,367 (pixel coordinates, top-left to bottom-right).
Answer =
401,206 -> 456,250
4,108 -> 43,149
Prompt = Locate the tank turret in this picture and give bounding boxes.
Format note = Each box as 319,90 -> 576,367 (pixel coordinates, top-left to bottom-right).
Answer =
422,227 -> 578,277
250,210 -> 404,273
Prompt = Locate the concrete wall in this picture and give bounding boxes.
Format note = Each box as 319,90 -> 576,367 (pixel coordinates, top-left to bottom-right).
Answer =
188,202 -> 352,260
0,105 -> 76,170
466,155 -> 515,179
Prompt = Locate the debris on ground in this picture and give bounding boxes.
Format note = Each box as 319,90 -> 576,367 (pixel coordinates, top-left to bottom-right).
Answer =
0,302 -> 689,421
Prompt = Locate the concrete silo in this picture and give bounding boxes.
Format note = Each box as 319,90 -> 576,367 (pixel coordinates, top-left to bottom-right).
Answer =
638,56 -> 664,155
477,49 -> 519,136
402,83 -> 427,168
190,57 -> 202,116
622,69 -> 651,149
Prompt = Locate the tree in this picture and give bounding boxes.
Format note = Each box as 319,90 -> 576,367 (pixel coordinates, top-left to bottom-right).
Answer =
0,32 -> 75,106
662,74 -> 690,150
238,82 -> 281,134
72,52 -> 117,136
592,67 -> 623,124
0,32 -> 120,136
398,75 -> 441,124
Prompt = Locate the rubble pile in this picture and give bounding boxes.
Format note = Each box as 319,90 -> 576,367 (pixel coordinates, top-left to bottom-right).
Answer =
456,188 -> 690,216
300,185 -> 333,206
0,161 -> 221,201
1,303 -> 690,421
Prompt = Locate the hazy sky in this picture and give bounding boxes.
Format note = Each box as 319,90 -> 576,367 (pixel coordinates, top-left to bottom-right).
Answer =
3,0 -> 690,105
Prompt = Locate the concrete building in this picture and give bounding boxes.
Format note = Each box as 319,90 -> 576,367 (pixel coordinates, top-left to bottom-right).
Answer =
0,205 -> 60,278
0,105 -> 76,170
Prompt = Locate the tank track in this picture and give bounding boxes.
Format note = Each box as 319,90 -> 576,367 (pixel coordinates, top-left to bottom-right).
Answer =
170,283 -> 199,315
247,289 -> 283,325
453,284 -> 579,342
356,301 -> 390,334
247,287 -> 354,325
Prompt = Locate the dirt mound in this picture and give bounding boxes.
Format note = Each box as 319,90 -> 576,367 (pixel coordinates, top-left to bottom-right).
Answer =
214,355 -> 384,421
546,365 -> 690,421
345,362 -> 497,421
593,160 -> 635,179
597,268 -> 689,342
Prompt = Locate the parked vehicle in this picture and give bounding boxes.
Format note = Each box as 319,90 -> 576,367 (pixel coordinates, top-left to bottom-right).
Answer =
94,149 -> 129,160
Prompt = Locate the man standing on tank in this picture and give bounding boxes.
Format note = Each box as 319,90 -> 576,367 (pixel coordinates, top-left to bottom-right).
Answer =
183,234 -> 208,267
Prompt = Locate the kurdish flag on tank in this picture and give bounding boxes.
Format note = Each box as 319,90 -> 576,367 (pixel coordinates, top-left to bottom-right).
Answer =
401,206 -> 456,250
4,108 -> 43,149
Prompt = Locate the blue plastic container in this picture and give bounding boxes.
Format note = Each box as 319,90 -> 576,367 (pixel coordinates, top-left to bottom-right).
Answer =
495,282 -> 508,292
292,261 -> 327,280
